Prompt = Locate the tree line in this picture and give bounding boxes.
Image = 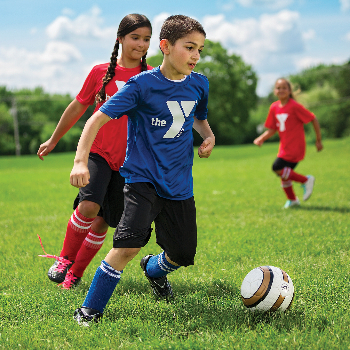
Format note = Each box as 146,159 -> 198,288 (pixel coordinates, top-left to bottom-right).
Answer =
0,40 -> 349,156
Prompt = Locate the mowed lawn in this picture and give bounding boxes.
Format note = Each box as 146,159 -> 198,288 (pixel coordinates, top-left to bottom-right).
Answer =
0,139 -> 349,349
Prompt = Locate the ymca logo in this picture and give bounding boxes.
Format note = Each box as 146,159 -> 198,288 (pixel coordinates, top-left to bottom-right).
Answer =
163,101 -> 196,138
106,81 -> 126,101
276,113 -> 288,132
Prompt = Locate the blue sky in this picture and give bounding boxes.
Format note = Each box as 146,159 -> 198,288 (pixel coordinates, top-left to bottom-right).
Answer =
1,0 -> 349,96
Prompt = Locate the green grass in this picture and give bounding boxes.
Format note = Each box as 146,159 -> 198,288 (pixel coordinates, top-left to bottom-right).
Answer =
0,139 -> 349,349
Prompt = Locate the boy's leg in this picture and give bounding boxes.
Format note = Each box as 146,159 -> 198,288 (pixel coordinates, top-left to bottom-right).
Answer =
74,247 -> 141,325
140,195 -> 197,298
74,182 -> 156,323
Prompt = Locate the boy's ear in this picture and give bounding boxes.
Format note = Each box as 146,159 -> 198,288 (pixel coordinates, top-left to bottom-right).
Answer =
160,39 -> 171,55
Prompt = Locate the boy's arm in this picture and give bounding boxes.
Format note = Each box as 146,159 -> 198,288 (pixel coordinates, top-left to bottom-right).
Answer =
311,117 -> 323,151
37,99 -> 89,160
70,111 -> 111,188
253,128 -> 276,147
193,117 -> 215,158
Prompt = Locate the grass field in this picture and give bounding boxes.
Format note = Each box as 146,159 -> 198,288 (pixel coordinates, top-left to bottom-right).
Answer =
0,139 -> 349,349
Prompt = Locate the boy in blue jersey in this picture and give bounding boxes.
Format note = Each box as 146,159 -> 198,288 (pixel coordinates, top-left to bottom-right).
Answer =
70,15 -> 215,325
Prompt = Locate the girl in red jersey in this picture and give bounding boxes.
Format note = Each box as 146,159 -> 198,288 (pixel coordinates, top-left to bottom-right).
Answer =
37,14 -> 153,288
254,78 -> 323,209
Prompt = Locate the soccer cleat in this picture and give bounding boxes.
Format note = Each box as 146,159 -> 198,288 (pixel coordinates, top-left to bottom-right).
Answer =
140,255 -> 173,300
302,175 -> 315,201
59,269 -> 81,289
283,197 -> 300,209
73,307 -> 102,326
47,256 -> 74,283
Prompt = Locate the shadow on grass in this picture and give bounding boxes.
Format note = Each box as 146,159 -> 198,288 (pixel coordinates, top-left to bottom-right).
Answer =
104,278 -> 326,333
296,205 -> 350,213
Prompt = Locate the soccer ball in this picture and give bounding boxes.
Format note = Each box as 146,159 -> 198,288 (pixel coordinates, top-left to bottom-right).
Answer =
241,266 -> 294,312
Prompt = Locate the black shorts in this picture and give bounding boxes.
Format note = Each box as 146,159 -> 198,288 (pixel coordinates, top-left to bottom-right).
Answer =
73,153 -> 125,228
113,182 -> 197,267
272,157 -> 298,172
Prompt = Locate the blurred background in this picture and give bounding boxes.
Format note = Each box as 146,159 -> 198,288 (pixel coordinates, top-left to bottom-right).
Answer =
0,0 -> 349,155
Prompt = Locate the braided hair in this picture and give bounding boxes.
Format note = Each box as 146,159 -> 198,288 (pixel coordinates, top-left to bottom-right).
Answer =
95,14 -> 152,103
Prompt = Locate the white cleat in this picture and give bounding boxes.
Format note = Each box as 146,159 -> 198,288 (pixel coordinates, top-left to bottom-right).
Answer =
302,175 -> 315,201
283,197 -> 300,209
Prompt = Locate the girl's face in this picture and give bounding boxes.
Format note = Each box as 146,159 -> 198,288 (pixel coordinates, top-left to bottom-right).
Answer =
161,31 -> 205,80
274,79 -> 291,102
119,26 -> 152,61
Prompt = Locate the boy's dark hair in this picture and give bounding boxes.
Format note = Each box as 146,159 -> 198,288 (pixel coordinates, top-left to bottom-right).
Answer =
96,14 -> 152,103
159,15 -> 206,45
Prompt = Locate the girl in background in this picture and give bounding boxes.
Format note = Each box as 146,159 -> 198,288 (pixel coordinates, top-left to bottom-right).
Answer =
37,14 -> 152,288
254,78 -> 323,209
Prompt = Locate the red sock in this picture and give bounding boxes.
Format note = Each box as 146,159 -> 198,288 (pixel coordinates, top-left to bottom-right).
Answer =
60,207 -> 95,261
281,167 -> 307,183
71,229 -> 107,277
281,180 -> 297,200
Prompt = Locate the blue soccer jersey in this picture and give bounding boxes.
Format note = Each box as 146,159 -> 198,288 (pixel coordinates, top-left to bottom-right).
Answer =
99,66 -> 209,200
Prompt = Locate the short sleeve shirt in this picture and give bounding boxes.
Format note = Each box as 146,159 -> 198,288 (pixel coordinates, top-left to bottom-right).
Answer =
264,98 -> 315,162
99,66 -> 209,200
76,63 -> 152,170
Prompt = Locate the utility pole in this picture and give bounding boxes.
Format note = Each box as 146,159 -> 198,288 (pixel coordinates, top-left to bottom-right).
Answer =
11,97 -> 21,156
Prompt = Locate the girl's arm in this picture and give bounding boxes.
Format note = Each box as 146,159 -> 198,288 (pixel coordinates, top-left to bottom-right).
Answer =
193,116 -> 215,158
70,111 -> 111,188
311,117 -> 323,151
253,128 -> 276,147
37,99 -> 89,160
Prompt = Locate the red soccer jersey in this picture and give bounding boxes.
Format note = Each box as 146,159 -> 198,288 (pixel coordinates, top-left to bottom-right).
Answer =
264,98 -> 315,162
76,63 -> 152,171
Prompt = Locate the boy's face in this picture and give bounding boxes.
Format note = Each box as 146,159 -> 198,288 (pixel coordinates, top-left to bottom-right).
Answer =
161,31 -> 205,80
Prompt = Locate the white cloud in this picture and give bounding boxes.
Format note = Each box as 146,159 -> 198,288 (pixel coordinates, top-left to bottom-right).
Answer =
0,43 -> 83,94
148,12 -> 170,56
340,0 -> 350,11
345,32 -> 350,41
295,56 -> 346,71
203,10 -> 304,71
237,0 -> 294,10
46,6 -> 118,41
302,29 -> 316,41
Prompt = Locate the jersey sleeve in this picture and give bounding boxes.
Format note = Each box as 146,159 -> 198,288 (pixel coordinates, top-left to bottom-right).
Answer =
264,104 -> 278,130
194,76 -> 209,120
76,67 -> 101,105
99,78 -> 140,119
295,102 -> 315,123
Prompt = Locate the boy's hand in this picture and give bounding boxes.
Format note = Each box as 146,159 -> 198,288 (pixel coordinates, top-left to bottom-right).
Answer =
70,162 -> 90,188
198,136 -> 215,158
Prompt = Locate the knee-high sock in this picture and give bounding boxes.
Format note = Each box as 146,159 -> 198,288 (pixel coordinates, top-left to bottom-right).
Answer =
82,260 -> 122,314
60,207 -> 95,261
146,251 -> 180,278
71,229 -> 107,278
281,180 -> 297,200
281,167 -> 307,183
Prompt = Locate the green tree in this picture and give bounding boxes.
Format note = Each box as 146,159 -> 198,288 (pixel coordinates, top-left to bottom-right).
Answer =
195,40 -> 258,145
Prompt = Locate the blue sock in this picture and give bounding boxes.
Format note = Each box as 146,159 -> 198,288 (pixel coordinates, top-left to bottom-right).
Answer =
146,251 -> 180,278
82,260 -> 122,313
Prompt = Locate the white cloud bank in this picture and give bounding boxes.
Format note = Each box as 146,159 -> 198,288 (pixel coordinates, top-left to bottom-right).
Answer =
0,6 -> 347,97
340,0 -> 350,11
203,10 -> 304,71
